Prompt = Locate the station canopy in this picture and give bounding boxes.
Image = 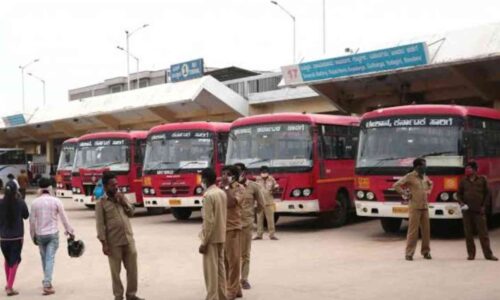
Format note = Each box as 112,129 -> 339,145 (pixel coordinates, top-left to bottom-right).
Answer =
0,75 -> 248,145
281,23 -> 500,114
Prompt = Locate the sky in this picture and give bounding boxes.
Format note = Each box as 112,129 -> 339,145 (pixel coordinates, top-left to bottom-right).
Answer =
0,0 -> 499,117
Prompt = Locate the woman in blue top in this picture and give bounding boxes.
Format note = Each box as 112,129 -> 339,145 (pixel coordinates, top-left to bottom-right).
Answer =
0,181 -> 29,296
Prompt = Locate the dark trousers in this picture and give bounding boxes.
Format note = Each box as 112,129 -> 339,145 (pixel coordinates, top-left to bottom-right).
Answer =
462,211 -> 493,258
19,189 -> 26,200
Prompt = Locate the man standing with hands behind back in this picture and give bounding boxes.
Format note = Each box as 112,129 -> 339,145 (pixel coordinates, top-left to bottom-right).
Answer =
95,171 -> 144,300
393,158 -> 433,261
457,161 -> 498,261
199,168 -> 228,300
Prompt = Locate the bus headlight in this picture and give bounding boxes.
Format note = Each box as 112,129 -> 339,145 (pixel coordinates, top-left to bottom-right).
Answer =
356,190 -> 365,200
440,192 -> 450,201
195,186 -> 204,195
149,188 -> 155,195
76,188 -> 81,194
292,189 -> 301,197
452,192 -> 458,201
121,186 -> 129,193
302,188 -> 312,197
366,192 -> 375,200
72,187 -> 77,193
143,188 -> 150,195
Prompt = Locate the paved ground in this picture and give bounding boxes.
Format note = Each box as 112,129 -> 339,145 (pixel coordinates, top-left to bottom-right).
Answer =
5,195 -> 500,300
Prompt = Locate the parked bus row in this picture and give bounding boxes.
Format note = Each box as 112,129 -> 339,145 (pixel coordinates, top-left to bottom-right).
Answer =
51,105 -> 500,231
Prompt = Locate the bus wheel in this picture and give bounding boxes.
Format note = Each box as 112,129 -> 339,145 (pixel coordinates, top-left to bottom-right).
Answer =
380,218 -> 402,234
172,208 -> 192,220
147,207 -> 166,215
85,204 -> 95,210
320,192 -> 349,228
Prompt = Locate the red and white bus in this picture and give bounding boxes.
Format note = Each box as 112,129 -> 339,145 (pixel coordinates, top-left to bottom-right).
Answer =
355,105 -> 500,233
72,131 -> 147,208
142,122 -> 230,219
55,138 -> 78,198
226,113 -> 359,227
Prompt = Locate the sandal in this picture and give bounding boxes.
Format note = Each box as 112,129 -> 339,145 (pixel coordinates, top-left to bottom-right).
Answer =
6,288 -> 19,296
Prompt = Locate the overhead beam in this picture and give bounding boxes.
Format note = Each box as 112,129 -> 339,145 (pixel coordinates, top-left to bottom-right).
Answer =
148,106 -> 176,122
450,65 -> 499,101
94,114 -> 121,130
51,120 -> 81,137
17,126 -> 47,142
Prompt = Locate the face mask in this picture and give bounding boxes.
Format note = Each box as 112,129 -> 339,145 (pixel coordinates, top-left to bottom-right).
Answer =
201,182 -> 207,190
416,166 -> 426,175
239,175 -> 245,183
261,173 -> 269,178
227,176 -> 234,183
465,167 -> 474,177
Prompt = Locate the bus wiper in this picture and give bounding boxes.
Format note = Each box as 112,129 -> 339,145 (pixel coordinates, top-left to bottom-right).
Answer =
173,161 -> 201,174
421,151 -> 455,157
87,161 -> 123,168
247,158 -> 271,166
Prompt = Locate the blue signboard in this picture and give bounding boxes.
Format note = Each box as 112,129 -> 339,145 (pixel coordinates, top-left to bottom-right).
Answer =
3,114 -> 26,127
282,42 -> 429,85
170,58 -> 204,83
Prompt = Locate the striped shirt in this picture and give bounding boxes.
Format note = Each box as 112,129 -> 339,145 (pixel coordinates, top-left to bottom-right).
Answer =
29,193 -> 74,239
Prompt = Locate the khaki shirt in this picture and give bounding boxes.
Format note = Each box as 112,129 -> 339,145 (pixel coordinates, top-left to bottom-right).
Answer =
222,182 -> 244,231
17,174 -> 29,189
200,185 -> 227,245
393,171 -> 433,209
457,175 -> 489,213
95,192 -> 135,247
255,175 -> 278,206
240,180 -> 265,227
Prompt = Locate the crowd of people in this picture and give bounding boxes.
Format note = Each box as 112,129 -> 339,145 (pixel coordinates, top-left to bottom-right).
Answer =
0,159 -> 497,299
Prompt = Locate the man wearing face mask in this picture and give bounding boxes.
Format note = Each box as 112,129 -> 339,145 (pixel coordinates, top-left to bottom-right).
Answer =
393,158 -> 433,261
95,171 -> 144,300
234,163 -> 264,290
220,165 -> 244,300
255,166 -> 279,240
199,168 -> 228,300
457,161 -> 497,261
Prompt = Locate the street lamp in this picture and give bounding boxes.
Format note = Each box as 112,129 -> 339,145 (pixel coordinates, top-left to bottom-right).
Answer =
19,58 -> 40,112
322,0 -> 326,54
270,1 -> 296,63
117,46 -> 140,89
125,24 -> 149,90
27,72 -> 46,106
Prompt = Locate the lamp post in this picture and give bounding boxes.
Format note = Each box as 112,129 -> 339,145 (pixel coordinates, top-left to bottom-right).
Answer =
125,24 -> 149,90
27,72 -> 46,106
322,0 -> 326,54
19,58 -> 40,112
270,1 -> 296,63
117,46 -> 140,89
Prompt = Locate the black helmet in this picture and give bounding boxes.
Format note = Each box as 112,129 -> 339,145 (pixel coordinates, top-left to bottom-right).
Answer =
67,237 -> 85,258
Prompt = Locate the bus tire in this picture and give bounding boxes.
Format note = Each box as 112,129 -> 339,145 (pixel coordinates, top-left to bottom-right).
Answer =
320,192 -> 349,228
85,204 -> 95,210
380,218 -> 402,234
147,207 -> 166,215
172,207 -> 192,220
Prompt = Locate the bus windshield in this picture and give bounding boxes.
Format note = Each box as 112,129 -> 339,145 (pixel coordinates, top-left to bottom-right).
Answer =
57,145 -> 76,170
74,140 -> 130,172
226,123 -> 313,170
143,131 -> 213,171
357,116 -> 464,168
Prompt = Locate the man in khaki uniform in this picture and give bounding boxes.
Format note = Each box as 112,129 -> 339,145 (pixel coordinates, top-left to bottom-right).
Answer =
393,158 -> 433,261
457,161 -> 498,261
95,172 -> 144,300
199,168 -> 228,300
220,165 -> 244,300
234,163 -> 265,290
255,166 -> 279,240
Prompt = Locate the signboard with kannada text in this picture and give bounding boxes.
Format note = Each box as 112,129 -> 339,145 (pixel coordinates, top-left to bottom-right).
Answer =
170,58 -> 204,83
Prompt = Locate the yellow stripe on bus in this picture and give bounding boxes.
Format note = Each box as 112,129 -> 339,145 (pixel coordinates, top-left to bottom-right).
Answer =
317,177 -> 355,184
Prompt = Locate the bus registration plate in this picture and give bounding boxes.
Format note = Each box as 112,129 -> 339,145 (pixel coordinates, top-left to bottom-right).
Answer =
169,199 -> 181,206
392,206 -> 408,214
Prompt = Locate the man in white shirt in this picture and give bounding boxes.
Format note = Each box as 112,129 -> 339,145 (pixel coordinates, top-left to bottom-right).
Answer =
30,177 -> 75,295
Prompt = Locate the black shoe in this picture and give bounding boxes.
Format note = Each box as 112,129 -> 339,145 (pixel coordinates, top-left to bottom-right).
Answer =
486,256 -> 498,261
405,256 -> 413,261
241,280 -> 251,290
253,236 -> 263,240
270,236 -> 279,240
467,256 -> 475,260
423,253 -> 432,260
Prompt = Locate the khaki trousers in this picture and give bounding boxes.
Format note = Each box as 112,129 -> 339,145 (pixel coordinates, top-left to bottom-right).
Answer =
107,242 -> 138,300
256,205 -> 276,238
462,211 -> 493,258
225,230 -> 242,298
406,208 -> 431,257
203,243 -> 227,300
240,225 -> 253,281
